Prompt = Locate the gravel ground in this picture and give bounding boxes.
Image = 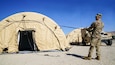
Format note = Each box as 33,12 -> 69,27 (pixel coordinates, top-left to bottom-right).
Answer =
0,40 -> 115,65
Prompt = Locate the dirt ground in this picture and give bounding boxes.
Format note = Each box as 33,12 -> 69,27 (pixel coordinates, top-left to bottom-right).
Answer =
0,40 -> 115,65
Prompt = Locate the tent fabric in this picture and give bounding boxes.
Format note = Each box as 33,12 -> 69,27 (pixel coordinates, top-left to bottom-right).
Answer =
0,12 -> 70,53
66,28 -> 82,44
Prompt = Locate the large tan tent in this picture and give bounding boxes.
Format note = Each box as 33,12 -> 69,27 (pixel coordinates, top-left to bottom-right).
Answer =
66,28 -> 82,45
66,28 -> 90,45
0,12 -> 70,53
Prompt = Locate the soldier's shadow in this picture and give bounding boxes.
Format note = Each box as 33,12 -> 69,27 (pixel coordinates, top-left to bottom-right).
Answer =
66,53 -> 84,59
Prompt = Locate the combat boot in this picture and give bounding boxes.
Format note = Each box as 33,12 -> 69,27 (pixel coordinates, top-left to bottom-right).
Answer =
95,56 -> 100,60
83,56 -> 91,60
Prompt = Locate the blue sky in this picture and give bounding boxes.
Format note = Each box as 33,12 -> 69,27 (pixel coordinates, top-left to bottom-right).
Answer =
0,0 -> 115,34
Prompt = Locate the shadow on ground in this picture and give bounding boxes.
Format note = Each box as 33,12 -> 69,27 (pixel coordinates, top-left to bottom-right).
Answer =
66,53 -> 84,59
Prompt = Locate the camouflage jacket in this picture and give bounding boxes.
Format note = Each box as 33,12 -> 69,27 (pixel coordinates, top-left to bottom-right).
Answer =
88,20 -> 104,38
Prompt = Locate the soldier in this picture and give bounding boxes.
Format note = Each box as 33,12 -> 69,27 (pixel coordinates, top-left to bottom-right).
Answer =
83,13 -> 104,60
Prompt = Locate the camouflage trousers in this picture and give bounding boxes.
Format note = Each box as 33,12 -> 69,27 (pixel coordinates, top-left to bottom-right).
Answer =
88,37 -> 101,57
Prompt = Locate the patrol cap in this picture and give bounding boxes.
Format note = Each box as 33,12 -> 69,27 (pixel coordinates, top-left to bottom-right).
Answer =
96,13 -> 102,17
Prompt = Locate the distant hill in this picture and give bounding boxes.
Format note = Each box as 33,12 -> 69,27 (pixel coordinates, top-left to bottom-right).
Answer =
108,31 -> 115,35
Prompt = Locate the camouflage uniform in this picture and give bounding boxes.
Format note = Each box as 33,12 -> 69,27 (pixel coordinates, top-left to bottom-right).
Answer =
84,13 -> 104,60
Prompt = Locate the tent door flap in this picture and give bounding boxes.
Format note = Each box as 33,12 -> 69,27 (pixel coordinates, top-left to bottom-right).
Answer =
18,30 -> 38,51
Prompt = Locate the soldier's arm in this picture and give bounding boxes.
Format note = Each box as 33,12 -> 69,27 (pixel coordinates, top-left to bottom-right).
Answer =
87,22 -> 95,32
89,22 -> 95,28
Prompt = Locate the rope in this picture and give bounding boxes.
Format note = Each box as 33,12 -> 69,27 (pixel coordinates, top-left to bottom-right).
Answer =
59,25 -> 77,29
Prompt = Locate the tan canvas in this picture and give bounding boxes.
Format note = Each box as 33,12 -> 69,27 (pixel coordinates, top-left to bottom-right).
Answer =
0,12 -> 70,53
66,28 -> 82,44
